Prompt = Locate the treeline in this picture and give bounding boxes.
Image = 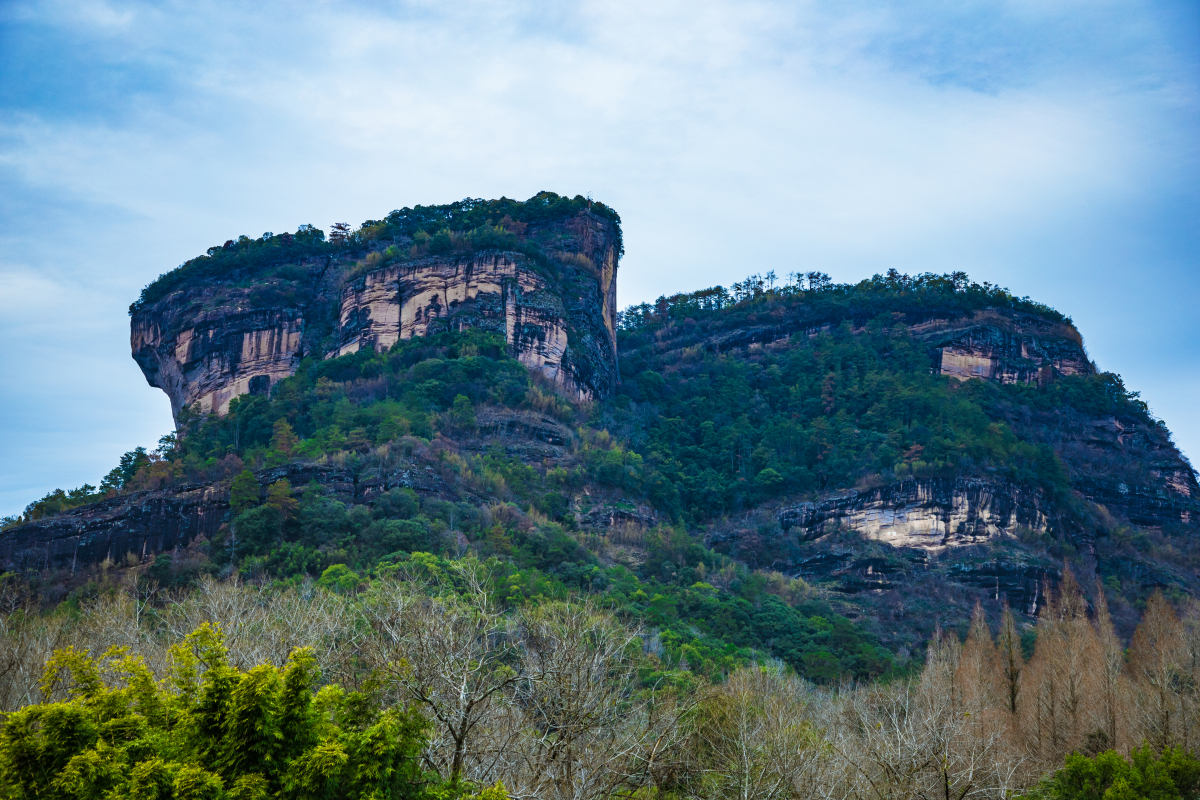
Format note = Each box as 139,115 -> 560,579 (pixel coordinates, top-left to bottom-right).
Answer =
617,268 -> 1071,331
4,564 -> 1200,799
131,192 -> 619,312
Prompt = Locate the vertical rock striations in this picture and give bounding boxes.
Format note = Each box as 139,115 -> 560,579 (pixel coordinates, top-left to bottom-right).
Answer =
130,196 -> 621,422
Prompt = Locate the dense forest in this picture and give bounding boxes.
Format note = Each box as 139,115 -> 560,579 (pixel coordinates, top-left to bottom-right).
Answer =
5,563 -> 1200,799
129,192 -> 621,312
4,261 -> 1198,798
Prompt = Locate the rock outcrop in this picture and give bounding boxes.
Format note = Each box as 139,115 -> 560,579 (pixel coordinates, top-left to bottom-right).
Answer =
0,485 -> 228,573
333,246 -> 618,400
132,306 -> 306,417
0,459 -> 459,571
918,311 -> 1092,384
775,478 -> 1050,551
131,204 -> 620,422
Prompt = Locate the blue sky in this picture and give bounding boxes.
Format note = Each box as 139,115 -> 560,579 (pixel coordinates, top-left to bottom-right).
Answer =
1,0 -> 1198,516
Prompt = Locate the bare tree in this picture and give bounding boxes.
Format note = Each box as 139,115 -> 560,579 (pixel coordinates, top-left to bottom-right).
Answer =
1020,570 -> 1102,767
500,601 -> 685,800
687,668 -> 829,800
1128,592 -> 1185,751
1093,584 -> 1129,753
364,560 -> 528,785
996,604 -> 1024,716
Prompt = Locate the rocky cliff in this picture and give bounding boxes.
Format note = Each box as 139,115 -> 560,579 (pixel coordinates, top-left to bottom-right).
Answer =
11,246 -> 1200,656
775,478 -> 1051,551
921,311 -> 1092,385
131,195 -> 621,421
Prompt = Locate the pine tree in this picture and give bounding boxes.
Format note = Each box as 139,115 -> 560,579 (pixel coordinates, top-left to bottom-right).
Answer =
230,470 -> 261,515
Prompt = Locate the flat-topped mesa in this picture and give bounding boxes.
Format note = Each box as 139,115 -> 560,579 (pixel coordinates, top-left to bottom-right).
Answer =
130,194 -> 621,422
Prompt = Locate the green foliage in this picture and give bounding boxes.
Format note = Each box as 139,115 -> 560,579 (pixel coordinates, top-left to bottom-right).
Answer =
604,314 -> 1074,524
316,564 -> 361,593
131,225 -> 329,313
232,505 -> 283,558
132,192 -> 622,315
1026,746 -> 1200,800
0,626 -> 434,800
229,471 -> 261,515
619,268 -> 1070,331
370,192 -> 622,259
173,329 -> 527,465
102,447 -> 152,492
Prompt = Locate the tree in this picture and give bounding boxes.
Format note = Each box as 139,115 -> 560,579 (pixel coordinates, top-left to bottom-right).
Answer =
266,479 -> 298,521
0,625 -> 437,800
687,668 -> 825,800
271,419 -> 298,456
445,394 -> 476,434
318,564 -> 361,594
233,504 -> 284,557
100,446 -> 151,493
329,222 -> 352,247
365,561 -> 528,785
957,602 -> 1002,711
1022,570 -> 1103,767
1094,584 -> 1129,753
997,603 -> 1024,716
501,601 -> 683,800
230,470 -> 261,515
1025,746 -> 1200,800
1129,592 -> 1186,751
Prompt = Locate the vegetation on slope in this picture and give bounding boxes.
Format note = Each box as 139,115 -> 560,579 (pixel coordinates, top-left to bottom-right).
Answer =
9,269 -> 1194,684
130,192 -> 620,313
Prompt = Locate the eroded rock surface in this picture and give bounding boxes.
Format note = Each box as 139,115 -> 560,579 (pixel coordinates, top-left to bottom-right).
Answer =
133,306 -> 306,417
921,312 -> 1092,384
776,478 -> 1050,551
333,252 -> 606,399
131,209 -> 620,422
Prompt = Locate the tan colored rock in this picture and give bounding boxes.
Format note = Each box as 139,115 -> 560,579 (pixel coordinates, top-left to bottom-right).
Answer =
777,478 -> 1051,552
332,254 -> 589,397
131,206 -> 622,421
133,307 -> 305,418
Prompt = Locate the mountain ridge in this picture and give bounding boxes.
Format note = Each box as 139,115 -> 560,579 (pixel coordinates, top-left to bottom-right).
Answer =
3,196 -> 1198,669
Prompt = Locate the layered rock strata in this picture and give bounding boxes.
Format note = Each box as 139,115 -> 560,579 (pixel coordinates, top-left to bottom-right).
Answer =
776,478 -> 1050,551
133,307 -> 305,417
920,312 -> 1092,384
333,252 -> 601,399
131,208 -> 620,423
0,460 -> 454,572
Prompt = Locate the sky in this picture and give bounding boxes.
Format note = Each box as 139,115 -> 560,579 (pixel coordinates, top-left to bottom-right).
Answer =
1,0 -> 1198,517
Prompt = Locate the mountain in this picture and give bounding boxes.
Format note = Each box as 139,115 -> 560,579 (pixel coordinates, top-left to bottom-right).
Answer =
3,193 -> 1197,676
130,192 -> 620,419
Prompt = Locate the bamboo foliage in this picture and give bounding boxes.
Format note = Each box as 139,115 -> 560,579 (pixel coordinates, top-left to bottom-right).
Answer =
7,571 -> 1200,800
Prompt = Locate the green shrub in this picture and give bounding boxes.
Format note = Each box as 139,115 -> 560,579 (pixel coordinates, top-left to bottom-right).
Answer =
0,625 -> 433,799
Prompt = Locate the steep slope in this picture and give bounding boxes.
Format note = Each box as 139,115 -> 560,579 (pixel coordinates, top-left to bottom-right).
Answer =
131,193 -> 621,419
607,273 -> 1197,643
5,224 -> 1198,665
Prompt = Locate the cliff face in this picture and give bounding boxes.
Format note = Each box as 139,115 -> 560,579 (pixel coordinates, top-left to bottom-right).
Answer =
132,304 -> 306,417
920,311 -> 1092,385
775,478 -> 1051,551
131,207 -> 620,422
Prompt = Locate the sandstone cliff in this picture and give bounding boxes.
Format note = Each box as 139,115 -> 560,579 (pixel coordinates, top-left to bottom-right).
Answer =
775,477 -> 1052,551
131,196 -> 621,422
